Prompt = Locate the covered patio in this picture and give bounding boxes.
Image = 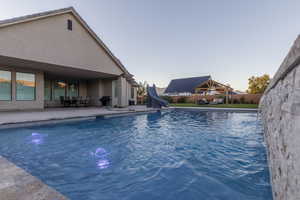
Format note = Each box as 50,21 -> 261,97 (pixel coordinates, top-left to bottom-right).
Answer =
0,55 -> 137,111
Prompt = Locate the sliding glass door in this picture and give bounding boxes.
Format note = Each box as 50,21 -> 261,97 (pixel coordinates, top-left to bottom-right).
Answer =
45,80 -> 79,101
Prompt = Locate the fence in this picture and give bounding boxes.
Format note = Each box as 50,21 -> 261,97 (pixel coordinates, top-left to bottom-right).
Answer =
137,94 -> 262,105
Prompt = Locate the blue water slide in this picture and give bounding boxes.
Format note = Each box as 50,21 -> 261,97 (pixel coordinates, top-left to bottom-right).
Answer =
147,84 -> 169,108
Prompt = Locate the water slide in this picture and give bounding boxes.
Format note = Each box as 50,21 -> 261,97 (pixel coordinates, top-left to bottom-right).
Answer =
147,84 -> 169,108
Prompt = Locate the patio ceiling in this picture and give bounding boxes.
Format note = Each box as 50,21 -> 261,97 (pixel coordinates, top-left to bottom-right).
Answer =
0,55 -> 119,80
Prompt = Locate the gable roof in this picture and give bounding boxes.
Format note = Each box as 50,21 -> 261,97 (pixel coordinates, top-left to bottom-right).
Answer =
165,76 -> 211,94
0,7 -> 133,79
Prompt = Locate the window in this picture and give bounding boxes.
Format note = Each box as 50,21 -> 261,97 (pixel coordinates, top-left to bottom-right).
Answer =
54,81 -> 66,100
67,19 -> 72,30
67,81 -> 79,97
131,87 -> 135,99
0,70 -> 11,100
16,72 -> 35,100
44,79 -> 52,101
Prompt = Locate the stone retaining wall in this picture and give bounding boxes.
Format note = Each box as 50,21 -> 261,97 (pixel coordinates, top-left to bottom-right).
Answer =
260,35 -> 300,200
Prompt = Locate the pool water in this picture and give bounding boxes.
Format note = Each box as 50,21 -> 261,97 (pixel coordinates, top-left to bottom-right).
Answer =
0,110 -> 272,200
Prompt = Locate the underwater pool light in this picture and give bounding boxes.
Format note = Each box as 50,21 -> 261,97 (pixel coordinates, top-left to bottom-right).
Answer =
93,147 -> 109,158
29,133 -> 46,145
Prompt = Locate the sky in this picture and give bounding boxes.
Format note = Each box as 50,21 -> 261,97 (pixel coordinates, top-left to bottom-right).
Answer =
0,0 -> 300,91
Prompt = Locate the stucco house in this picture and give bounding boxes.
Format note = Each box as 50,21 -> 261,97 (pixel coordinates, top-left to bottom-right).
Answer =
0,7 -> 138,111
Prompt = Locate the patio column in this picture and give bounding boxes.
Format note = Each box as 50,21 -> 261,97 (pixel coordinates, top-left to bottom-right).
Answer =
117,76 -> 129,107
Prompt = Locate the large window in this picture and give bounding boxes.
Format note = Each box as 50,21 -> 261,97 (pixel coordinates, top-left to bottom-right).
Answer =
54,81 -> 66,100
67,81 -> 79,98
0,70 -> 11,100
16,72 -> 36,100
44,79 -> 52,101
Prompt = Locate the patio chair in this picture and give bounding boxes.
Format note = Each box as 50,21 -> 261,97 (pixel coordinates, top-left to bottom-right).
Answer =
60,96 -> 71,107
78,96 -> 83,106
66,96 -> 72,106
86,96 -> 91,106
59,96 -> 65,106
197,98 -> 209,105
81,96 -> 90,107
100,96 -> 111,106
71,97 -> 78,107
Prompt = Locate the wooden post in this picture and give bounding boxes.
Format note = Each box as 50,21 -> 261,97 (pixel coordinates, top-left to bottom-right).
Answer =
225,88 -> 229,104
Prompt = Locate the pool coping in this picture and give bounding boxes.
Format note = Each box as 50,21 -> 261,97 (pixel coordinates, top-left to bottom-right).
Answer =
172,106 -> 259,112
0,109 -> 161,130
0,107 -> 259,130
0,155 -> 68,200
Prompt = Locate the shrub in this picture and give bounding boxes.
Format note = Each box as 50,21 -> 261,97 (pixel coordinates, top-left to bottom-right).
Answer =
144,96 -> 148,104
216,94 -> 225,99
240,96 -> 246,104
177,97 -> 187,103
233,99 -> 240,104
160,96 -> 173,103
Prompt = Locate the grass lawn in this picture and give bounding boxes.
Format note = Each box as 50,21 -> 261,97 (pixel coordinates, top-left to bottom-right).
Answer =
170,103 -> 259,109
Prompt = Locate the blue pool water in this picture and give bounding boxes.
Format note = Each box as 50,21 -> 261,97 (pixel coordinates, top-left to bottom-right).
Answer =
0,110 -> 272,200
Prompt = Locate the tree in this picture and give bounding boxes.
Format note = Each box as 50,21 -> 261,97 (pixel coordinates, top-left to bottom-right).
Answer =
247,74 -> 270,94
137,81 -> 147,97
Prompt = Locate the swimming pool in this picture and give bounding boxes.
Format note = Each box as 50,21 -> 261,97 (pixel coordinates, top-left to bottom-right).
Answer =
0,110 -> 272,200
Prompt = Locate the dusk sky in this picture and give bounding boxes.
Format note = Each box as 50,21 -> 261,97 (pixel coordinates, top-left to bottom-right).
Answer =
1,0 -> 300,91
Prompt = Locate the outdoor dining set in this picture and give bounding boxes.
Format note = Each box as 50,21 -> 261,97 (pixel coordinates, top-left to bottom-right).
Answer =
59,96 -> 91,107
59,96 -> 113,107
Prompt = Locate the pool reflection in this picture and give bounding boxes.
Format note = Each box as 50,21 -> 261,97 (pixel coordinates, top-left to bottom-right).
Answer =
97,159 -> 110,169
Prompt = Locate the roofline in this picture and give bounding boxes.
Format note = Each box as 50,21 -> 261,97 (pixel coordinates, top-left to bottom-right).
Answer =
196,79 -> 233,90
0,7 -> 133,78
170,75 -> 211,81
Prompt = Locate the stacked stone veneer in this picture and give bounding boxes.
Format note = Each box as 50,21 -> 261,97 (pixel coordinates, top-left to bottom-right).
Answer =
260,35 -> 300,200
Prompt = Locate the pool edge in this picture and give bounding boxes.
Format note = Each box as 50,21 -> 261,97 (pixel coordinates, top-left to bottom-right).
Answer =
0,155 -> 69,200
172,106 -> 258,112
0,109 -> 163,130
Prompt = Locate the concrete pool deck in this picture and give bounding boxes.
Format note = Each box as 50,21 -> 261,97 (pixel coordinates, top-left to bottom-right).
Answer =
0,156 -> 68,200
0,106 -> 160,129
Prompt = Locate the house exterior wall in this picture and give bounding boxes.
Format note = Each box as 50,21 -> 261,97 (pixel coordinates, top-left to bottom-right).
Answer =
0,66 -> 44,111
87,79 -> 101,106
0,10 -> 137,111
79,80 -> 87,97
126,82 -> 137,104
0,13 -> 123,76
87,78 -> 117,107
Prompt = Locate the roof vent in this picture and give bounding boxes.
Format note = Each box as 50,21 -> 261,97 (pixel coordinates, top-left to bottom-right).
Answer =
67,19 -> 72,31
